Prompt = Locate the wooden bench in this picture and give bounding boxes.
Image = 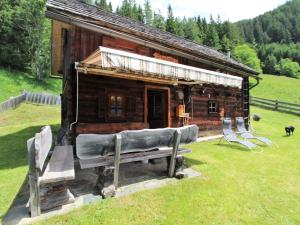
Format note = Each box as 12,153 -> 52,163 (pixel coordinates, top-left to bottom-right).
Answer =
76,125 -> 198,197
27,126 -> 75,217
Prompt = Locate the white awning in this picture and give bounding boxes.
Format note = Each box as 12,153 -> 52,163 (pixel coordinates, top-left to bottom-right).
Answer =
80,46 -> 243,88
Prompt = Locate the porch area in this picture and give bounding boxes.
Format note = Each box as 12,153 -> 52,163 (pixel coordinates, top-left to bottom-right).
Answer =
3,158 -> 200,225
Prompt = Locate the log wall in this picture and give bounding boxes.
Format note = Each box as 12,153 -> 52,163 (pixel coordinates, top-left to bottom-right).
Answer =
72,73 -> 243,136
51,21 -> 247,137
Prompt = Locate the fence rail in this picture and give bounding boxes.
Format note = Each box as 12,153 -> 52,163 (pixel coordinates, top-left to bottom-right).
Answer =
0,93 -> 27,113
0,91 -> 61,113
250,96 -> 300,116
24,91 -> 61,105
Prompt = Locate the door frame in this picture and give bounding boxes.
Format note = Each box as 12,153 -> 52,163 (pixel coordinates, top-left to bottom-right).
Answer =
144,85 -> 171,128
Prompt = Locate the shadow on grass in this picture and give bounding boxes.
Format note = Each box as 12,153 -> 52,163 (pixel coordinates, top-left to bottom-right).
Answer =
185,158 -> 207,167
0,124 -> 60,170
215,143 -> 251,152
1,174 -> 29,223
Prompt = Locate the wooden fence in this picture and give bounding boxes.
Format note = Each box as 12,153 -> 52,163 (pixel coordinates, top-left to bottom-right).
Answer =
0,91 -> 61,113
0,93 -> 27,113
24,91 -> 61,105
250,96 -> 300,116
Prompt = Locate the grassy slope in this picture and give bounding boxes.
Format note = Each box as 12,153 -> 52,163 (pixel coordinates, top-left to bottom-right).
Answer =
1,104 -> 299,224
37,106 -> 300,225
250,74 -> 300,103
0,104 -> 60,219
0,68 -> 61,103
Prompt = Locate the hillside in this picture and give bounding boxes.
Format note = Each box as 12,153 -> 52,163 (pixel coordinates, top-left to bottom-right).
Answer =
237,0 -> 300,44
250,74 -> 300,104
0,68 -> 61,103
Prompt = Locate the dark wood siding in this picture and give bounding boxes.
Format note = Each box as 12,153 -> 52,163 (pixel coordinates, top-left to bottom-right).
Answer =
54,22 -> 247,137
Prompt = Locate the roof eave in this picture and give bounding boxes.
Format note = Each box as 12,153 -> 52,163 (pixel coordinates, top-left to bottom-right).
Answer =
46,5 -> 259,77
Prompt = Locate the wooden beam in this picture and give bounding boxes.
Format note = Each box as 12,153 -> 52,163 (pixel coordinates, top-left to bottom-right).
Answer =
76,67 -> 178,86
46,11 -> 259,77
168,130 -> 181,177
178,81 -> 205,85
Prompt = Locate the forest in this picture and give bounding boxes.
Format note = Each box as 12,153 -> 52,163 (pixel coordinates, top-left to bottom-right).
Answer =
0,0 -> 299,80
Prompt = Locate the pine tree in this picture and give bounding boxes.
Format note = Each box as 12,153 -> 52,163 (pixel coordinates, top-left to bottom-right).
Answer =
108,2 -> 112,12
95,0 -> 113,12
153,10 -> 165,30
166,5 -> 176,34
205,16 -> 221,50
137,4 -> 144,22
144,0 -> 152,25
184,18 -> 202,43
264,54 -> 278,74
174,17 -> 185,37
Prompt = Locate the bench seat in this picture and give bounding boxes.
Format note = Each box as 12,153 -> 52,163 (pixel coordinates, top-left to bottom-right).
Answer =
39,146 -> 75,185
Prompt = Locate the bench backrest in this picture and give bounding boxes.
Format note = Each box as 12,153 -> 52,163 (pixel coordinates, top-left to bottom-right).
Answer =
76,133 -> 116,158
34,126 -> 53,170
120,128 -> 175,153
76,125 -> 199,158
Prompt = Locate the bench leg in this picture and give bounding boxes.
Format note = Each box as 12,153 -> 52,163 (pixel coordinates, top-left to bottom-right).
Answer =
40,183 -> 75,212
169,130 -> 181,177
96,166 -> 116,198
28,174 -> 41,217
174,155 -> 185,179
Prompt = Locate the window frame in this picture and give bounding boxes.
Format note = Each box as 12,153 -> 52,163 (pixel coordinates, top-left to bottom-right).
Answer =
107,92 -> 126,120
208,100 -> 219,114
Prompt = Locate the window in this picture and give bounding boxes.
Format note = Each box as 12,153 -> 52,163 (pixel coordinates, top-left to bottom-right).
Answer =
208,101 -> 218,114
108,93 -> 125,119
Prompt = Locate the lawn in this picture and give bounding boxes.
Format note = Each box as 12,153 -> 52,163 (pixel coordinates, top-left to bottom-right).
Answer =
0,104 -> 60,220
250,74 -> 300,104
0,104 -> 299,224
0,68 -> 61,103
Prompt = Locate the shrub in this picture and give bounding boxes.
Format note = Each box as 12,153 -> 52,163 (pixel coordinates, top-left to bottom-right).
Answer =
278,58 -> 300,78
233,44 -> 262,73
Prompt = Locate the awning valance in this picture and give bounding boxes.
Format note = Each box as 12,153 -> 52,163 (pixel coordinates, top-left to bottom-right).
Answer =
78,46 -> 243,88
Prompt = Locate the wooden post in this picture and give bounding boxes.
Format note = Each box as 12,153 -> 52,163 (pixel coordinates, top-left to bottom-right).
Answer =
27,138 -> 41,217
168,130 -> 181,177
113,134 -> 122,188
275,100 -> 278,110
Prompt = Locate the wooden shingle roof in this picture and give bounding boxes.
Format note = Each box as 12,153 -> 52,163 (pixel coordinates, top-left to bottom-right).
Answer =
46,0 -> 259,76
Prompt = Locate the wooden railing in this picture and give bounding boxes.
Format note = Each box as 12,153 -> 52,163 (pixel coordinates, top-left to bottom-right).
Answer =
250,96 -> 300,116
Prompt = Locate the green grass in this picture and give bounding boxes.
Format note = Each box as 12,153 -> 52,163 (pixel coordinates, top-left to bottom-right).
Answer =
250,74 -> 300,103
1,103 -> 299,224
0,103 -> 60,220
0,68 -> 61,103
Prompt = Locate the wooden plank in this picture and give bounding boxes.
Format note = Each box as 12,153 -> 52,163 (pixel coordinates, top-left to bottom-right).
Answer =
35,126 -> 53,170
76,122 -> 148,134
27,137 -> 41,217
168,130 -> 182,177
39,146 -> 75,185
251,103 -> 300,116
251,96 -> 300,107
277,104 -> 300,111
251,100 -> 300,111
79,148 -> 191,169
113,134 -> 122,188
77,67 -> 178,85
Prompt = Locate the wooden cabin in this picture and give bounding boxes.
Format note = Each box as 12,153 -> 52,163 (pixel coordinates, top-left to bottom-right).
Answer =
46,0 -> 259,141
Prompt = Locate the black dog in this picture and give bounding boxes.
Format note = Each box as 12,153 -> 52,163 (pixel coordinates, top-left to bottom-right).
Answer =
285,126 -> 295,136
